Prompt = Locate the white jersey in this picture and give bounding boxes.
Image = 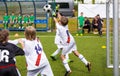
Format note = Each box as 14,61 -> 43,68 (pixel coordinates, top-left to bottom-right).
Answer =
21,38 -> 49,71
8,39 -> 19,45
56,23 -> 75,45
54,28 -> 61,44
55,22 -> 68,44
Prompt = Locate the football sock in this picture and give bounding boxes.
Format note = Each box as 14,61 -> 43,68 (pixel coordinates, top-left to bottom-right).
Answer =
63,59 -> 71,71
65,53 -> 69,59
79,54 -> 88,65
4,24 -> 7,29
51,48 -> 61,56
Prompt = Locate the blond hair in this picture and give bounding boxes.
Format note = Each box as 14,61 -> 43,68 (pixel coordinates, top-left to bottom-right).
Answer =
25,26 -> 36,40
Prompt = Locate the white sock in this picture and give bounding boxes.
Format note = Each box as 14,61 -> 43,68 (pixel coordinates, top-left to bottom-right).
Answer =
63,59 -> 71,71
52,48 -> 61,56
65,53 -> 69,60
79,54 -> 88,65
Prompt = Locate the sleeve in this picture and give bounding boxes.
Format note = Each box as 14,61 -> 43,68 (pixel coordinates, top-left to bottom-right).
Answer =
13,45 -> 24,56
8,39 -> 19,45
21,38 -> 26,42
56,23 -> 60,29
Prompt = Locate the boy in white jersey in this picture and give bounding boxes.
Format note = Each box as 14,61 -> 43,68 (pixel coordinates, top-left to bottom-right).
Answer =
50,23 -> 73,62
18,26 -> 54,76
53,12 -> 91,76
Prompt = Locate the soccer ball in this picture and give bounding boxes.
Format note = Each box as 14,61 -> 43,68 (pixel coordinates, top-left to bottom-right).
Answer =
43,4 -> 52,13
14,33 -> 19,38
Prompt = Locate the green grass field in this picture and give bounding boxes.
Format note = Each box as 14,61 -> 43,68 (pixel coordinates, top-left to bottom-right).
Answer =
9,32 -> 113,76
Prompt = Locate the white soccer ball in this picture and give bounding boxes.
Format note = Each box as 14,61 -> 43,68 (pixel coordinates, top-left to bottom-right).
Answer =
43,4 -> 52,13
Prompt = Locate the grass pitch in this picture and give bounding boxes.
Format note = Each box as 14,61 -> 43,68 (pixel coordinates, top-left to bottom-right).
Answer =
9,32 -> 113,76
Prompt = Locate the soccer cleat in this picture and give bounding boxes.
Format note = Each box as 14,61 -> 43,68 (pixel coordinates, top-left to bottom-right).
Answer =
50,56 -> 56,61
64,71 -> 71,76
67,59 -> 74,63
86,62 -> 91,72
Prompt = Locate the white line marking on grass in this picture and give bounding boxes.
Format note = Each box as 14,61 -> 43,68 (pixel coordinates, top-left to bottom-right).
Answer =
10,35 -> 106,38
74,36 -> 106,38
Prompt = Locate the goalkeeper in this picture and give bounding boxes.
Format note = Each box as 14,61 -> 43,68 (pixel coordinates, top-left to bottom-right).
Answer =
77,12 -> 85,36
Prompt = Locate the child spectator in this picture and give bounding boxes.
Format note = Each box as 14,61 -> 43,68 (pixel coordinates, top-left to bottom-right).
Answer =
3,12 -> 9,29
92,14 -> 103,36
83,17 -> 91,33
96,14 -> 103,36
78,12 -> 85,36
10,12 -> 17,27
92,16 -> 98,33
29,13 -> 35,26
17,13 -> 23,29
23,14 -> 29,27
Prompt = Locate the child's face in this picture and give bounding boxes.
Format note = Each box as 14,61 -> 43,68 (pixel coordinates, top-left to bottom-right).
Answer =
5,13 -> 7,15
12,13 -> 14,15
58,20 -> 62,25
81,12 -> 83,16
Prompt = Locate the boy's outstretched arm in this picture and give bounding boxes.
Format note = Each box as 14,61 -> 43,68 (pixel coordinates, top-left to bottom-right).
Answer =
57,12 -> 62,20
53,17 -> 58,23
52,11 -> 58,23
18,39 -> 25,49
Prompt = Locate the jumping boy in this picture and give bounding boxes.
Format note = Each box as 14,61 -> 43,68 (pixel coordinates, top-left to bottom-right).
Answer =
50,14 -> 73,62
18,26 -> 54,76
50,29 -> 73,62
0,29 -> 24,76
53,12 -> 91,76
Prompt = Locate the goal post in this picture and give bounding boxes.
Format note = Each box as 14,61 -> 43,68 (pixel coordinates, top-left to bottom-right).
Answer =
106,0 -> 120,76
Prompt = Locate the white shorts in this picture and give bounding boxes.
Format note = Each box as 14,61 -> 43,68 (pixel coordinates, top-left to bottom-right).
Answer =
62,42 -> 77,55
55,35 -> 63,49
55,35 -> 61,44
27,64 -> 54,76
56,44 -> 63,49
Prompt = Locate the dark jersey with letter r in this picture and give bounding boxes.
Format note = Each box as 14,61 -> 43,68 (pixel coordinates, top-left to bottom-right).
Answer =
0,42 -> 24,76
